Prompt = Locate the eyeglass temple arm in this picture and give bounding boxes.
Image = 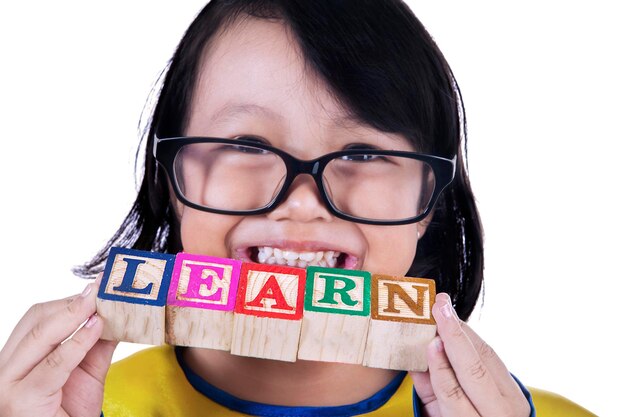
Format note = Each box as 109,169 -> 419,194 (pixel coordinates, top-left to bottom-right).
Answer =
153,136 -> 162,159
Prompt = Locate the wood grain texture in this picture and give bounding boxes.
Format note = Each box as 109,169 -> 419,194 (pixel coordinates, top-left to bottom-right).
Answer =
230,314 -> 302,362
363,320 -> 436,371
165,306 -> 233,350
97,298 -> 166,345
297,311 -> 369,364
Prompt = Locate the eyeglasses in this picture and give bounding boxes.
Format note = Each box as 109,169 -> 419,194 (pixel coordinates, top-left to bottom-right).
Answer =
153,137 -> 456,225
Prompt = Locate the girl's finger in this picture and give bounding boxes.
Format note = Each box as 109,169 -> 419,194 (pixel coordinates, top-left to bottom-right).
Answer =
23,313 -> 103,396
0,275 -> 101,366
0,295 -> 77,364
2,282 -> 98,381
76,338 -> 118,386
461,323 -> 531,410
410,370 -> 443,417
426,336 -> 478,417
60,337 -> 117,414
432,293 -> 504,416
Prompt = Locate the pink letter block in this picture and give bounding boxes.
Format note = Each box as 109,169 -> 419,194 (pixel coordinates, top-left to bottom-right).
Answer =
165,253 -> 241,350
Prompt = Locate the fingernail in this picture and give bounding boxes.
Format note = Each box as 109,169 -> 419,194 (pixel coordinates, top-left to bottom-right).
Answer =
85,314 -> 98,329
440,300 -> 454,319
81,283 -> 92,298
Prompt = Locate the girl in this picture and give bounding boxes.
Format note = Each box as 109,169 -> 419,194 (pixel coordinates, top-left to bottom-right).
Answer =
0,1 -> 594,416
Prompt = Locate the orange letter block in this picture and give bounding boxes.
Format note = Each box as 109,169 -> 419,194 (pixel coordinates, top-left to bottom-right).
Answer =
363,274 -> 436,371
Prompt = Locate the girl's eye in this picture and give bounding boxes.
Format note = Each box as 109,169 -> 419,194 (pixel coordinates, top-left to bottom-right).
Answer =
340,143 -> 389,162
234,135 -> 269,145
231,135 -> 271,154
340,154 -> 383,162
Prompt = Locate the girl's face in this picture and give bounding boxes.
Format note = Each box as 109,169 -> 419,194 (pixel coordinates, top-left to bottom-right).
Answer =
177,18 -> 427,276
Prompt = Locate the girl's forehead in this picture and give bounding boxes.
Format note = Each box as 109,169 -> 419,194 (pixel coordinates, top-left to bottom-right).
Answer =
193,18 -> 336,117
187,17 -> 412,152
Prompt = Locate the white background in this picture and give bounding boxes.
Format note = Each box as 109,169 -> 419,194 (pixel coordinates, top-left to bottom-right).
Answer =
0,1 -> 623,415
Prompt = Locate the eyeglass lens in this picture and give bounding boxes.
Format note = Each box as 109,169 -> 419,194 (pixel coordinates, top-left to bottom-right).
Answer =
173,142 -> 436,222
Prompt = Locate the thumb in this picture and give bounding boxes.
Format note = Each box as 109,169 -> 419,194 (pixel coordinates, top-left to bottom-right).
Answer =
411,370 -> 442,417
81,273 -> 117,383
60,336 -> 118,416
410,369 -> 436,406
81,338 -> 118,384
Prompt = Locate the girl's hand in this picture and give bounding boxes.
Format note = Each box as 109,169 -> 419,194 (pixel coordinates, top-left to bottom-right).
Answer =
410,293 -> 531,417
0,280 -> 117,417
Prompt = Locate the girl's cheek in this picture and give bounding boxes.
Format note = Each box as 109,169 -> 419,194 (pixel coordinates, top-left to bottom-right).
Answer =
178,210 -> 236,258
360,224 -> 419,276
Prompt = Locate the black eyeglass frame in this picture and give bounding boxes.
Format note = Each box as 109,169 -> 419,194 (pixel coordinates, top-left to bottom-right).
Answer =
154,136 -> 456,226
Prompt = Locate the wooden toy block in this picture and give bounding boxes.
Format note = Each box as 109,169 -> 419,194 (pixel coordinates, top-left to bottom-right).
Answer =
96,247 -> 175,345
363,274 -> 436,372
230,263 -> 306,362
166,253 -> 241,350
298,267 -> 371,364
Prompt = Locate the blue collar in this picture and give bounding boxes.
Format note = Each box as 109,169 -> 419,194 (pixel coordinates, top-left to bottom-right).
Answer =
175,347 -> 407,417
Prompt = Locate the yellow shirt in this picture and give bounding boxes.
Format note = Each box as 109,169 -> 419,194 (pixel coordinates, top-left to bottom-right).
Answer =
102,346 -> 595,417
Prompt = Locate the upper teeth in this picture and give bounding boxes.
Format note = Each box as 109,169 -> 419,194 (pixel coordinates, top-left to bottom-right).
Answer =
256,246 -> 340,268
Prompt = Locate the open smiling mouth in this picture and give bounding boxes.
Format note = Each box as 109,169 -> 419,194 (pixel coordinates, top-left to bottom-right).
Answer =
249,246 -> 354,269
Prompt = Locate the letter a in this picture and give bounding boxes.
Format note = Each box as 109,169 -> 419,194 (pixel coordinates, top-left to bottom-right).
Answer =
246,275 -> 294,311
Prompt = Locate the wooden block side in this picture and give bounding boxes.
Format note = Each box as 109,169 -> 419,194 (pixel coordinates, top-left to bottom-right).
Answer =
168,253 -> 241,311
165,306 -> 233,350
371,274 -> 435,325
363,320 -> 436,371
97,298 -> 165,345
297,311 -> 369,364
230,314 -> 302,362
235,263 -> 306,320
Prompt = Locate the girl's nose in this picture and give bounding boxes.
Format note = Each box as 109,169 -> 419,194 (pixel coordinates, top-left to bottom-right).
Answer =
266,175 -> 334,223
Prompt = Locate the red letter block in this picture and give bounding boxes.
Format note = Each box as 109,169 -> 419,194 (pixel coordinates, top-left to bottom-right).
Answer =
230,263 -> 306,362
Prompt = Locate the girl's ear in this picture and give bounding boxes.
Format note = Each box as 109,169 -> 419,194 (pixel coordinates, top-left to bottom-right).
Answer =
415,212 -> 433,242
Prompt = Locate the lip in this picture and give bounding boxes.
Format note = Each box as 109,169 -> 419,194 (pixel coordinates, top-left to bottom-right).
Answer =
231,239 -> 361,270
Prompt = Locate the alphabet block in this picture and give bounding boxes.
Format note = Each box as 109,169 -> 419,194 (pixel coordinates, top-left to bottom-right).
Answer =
165,253 -> 241,350
96,247 -> 175,345
230,263 -> 306,362
363,274 -> 436,371
298,267 -> 371,364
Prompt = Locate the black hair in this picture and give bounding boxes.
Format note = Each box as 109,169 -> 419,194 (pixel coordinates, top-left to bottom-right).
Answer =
76,0 -> 484,321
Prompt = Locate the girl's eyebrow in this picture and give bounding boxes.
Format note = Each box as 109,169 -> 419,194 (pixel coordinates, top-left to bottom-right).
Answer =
208,102 -> 406,146
210,102 -> 356,128
210,103 -> 285,125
